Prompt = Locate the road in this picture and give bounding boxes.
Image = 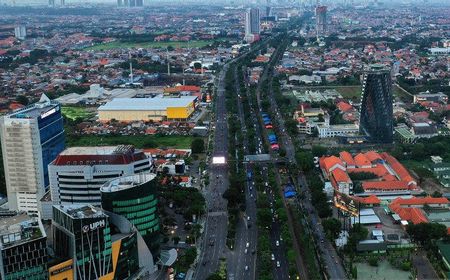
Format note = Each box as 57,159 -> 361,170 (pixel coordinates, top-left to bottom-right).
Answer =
194,63 -> 230,280
263,54 -> 348,279
226,65 -> 258,280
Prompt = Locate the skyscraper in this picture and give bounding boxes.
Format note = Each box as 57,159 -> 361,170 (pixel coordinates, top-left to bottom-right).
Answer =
0,213 -> 48,280
359,64 -> 393,143
0,94 -> 65,214
14,26 -> 26,40
52,205 -> 113,280
52,204 -> 151,279
101,173 -> 160,261
245,8 -> 260,42
315,5 -> 327,37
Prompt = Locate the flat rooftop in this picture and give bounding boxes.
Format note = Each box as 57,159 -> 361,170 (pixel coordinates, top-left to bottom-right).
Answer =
0,213 -> 45,248
98,96 -> 197,111
59,145 -> 135,156
101,173 -> 157,193
8,101 -> 58,119
54,204 -> 107,219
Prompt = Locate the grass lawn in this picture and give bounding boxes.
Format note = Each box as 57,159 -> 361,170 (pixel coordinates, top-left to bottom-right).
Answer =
356,260 -> 411,280
335,86 -> 362,100
84,40 -> 214,51
66,134 -> 194,149
61,106 -> 95,121
393,85 -> 413,103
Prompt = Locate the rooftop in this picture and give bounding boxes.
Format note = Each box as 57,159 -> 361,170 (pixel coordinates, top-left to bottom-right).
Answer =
98,96 -> 197,111
101,173 -> 157,193
7,94 -> 59,119
0,213 -> 45,248
54,204 -> 107,219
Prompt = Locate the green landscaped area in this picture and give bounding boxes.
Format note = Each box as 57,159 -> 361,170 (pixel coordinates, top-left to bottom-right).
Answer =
61,106 -> 95,121
84,40 -> 215,51
335,86 -> 362,100
67,134 -> 194,149
356,260 -> 411,280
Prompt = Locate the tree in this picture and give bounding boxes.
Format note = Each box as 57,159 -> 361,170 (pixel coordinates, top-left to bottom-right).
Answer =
312,145 -> 328,157
322,218 -> 342,240
406,222 -> 447,246
15,95 -> 29,106
191,138 -> 205,154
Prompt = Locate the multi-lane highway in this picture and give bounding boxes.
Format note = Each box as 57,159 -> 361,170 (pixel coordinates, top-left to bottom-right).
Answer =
194,64 -> 230,280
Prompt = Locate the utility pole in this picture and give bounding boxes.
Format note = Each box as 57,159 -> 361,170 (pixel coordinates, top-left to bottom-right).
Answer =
129,52 -> 134,84
166,47 -> 170,76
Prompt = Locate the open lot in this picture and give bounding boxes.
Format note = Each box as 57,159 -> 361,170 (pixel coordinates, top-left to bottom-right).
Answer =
356,260 -> 411,280
66,134 -> 194,149
335,86 -> 361,100
61,106 -> 95,121
84,40 -> 215,51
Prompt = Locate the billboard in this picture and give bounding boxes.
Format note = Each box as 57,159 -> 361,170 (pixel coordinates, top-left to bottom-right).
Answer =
334,192 -> 359,217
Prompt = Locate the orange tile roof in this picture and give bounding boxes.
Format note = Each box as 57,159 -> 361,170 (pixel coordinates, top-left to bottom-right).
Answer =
390,204 -> 428,224
365,151 -> 383,162
164,85 -> 201,93
390,196 -> 449,206
319,156 -> 344,173
362,181 -> 411,191
348,165 -> 390,177
354,153 -> 371,167
354,195 -> 381,205
339,151 -> 355,166
337,101 -> 353,112
332,168 -> 351,183
380,152 -> 415,184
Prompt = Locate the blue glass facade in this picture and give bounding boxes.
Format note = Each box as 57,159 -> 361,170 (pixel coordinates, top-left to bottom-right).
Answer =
38,105 -> 65,188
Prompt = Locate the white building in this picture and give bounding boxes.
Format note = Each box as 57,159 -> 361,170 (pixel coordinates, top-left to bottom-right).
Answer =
42,145 -> 152,219
0,95 -> 65,215
316,123 -> 359,138
14,26 -> 26,40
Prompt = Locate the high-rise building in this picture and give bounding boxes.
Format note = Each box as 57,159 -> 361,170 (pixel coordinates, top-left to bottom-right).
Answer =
52,205 -> 113,280
14,26 -> 26,40
101,173 -> 160,261
0,213 -> 48,280
48,0 -> 54,6
136,0 -> 143,6
52,204 -> 149,280
315,5 -> 327,36
42,145 -> 152,219
245,8 -> 260,42
117,0 -> 122,6
360,64 -> 393,143
0,94 -> 65,214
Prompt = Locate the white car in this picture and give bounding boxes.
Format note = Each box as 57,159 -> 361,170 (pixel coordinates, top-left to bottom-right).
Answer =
276,240 -> 279,246
244,248 -> 248,254
246,242 -> 250,248
276,261 -> 280,268
271,254 -> 275,261
245,266 -> 249,271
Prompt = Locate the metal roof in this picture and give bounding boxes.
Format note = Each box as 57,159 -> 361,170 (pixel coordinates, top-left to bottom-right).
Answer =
98,96 -> 197,111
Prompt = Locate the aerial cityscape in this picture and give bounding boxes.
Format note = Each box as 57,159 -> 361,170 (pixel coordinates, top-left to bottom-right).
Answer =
0,0 -> 449,280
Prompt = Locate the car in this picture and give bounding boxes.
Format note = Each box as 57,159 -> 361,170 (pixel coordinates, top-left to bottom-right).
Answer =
275,240 -> 279,246
251,250 -> 255,255
271,254 -> 275,261
247,216 -> 251,221
321,239 -> 324,243
280,236 -> 283,241
246,242 -> 250,248
244,248 -> 248,254
276,261 -> 280,268
245,266 -> 249,271
247,223 -> 252,228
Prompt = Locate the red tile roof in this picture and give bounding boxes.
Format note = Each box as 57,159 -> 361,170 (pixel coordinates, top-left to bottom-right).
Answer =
362,181 -> 411,191
339,151 -> 355,166
348,165 -> 390,177
354,195 -> 381,205
332,168 -> 351,183
354,153 -> 371,167
319,156 -> 344,173
380,152 -> 416,184
390,197 -> 449,206
337,101 -> 353,112
365,151 -> 383,162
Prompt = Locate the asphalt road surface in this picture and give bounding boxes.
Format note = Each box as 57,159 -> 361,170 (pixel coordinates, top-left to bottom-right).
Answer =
194,64 -> 230,280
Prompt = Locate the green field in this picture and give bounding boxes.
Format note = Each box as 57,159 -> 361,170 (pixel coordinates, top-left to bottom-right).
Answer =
335,86 -> 362,100
84,40 -> 214,51
66,134 -> 194,149
61,106 -> 95,121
